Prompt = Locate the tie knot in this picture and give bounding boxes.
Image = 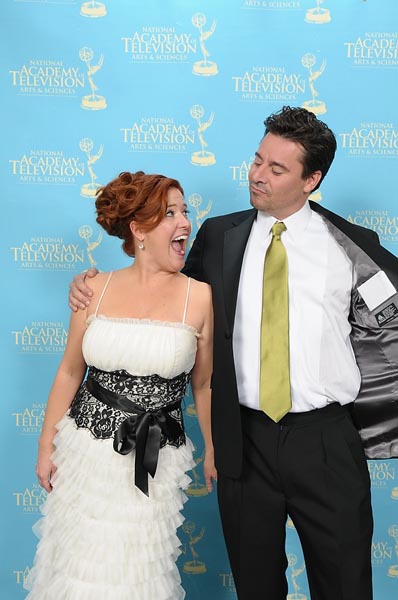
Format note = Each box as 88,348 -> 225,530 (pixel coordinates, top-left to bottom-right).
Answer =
271,221 -> 286,239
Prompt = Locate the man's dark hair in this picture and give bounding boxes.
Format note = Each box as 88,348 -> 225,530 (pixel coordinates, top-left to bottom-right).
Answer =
264,106 -> 337,191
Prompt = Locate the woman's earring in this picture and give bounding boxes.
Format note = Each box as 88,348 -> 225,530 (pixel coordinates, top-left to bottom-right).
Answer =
138,242 -> 144,250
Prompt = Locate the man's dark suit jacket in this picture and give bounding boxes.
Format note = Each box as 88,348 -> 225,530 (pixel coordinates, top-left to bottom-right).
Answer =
184,201 -> 398,478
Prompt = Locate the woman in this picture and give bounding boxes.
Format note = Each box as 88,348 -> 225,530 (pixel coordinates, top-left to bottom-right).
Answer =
25,171 -> 216,599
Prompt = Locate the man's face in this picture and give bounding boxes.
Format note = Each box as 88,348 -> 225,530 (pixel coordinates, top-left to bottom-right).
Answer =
248,133 -> 321,219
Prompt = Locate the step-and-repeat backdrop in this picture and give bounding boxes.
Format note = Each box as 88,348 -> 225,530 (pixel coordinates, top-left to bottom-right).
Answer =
1,0 -> 398,598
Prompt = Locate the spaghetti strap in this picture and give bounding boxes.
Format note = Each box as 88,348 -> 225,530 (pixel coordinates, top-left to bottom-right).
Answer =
94,272 -> 113,317
182,277 -> 191,324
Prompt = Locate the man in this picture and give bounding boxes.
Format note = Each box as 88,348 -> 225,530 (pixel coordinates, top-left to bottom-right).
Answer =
69,107 -> 398,599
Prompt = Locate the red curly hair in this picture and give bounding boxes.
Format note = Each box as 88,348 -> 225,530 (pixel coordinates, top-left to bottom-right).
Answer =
95,171 -> 184,256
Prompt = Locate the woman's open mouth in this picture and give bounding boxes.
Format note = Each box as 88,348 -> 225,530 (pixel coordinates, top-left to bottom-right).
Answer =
171,235 -> 188,256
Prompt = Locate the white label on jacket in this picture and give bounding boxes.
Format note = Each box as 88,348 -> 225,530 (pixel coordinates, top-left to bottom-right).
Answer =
357,271 -> 397,311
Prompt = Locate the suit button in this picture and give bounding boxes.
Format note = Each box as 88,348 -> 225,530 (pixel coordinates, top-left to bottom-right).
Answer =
224,331 -> 232,339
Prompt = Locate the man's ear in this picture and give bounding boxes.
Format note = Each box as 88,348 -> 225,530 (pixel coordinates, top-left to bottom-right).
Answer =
304,170 -> 322,194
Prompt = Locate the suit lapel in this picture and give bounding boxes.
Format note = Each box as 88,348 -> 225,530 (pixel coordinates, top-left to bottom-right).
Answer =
221,201 -> 397,332
223,210 -> 256,332
311,201 -> 398,277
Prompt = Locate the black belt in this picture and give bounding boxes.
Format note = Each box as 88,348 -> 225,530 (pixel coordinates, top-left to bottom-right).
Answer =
241,402 -> 348,427
86,376 -> 184,496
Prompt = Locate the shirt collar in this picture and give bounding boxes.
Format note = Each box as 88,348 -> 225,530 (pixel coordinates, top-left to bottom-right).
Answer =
256,200 -> 312,241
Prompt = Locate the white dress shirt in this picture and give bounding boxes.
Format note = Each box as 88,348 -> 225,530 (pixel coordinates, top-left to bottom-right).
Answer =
233,201 -> 361,412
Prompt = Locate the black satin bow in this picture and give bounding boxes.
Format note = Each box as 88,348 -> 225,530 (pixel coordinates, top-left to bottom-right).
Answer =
86,376 -> 184,496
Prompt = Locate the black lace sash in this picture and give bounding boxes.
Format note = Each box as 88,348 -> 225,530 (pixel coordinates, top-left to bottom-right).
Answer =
69,367 -> 190,496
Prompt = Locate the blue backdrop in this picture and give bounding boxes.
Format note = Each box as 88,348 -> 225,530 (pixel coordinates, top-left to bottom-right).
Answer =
1,0 -> 398,598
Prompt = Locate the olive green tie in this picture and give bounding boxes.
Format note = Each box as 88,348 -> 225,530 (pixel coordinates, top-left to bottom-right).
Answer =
259,222 -> 292,422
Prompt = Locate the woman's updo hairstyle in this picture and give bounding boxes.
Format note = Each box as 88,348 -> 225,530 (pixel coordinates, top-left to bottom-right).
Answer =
95,171 -> 184,257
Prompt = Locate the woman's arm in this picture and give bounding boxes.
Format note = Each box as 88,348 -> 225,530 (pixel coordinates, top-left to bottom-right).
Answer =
36,307 -> 88,492
190,282 -> 217,492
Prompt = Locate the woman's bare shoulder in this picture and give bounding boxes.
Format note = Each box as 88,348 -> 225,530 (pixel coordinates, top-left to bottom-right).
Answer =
189,277 -> 212,304
89,270 -> 113,295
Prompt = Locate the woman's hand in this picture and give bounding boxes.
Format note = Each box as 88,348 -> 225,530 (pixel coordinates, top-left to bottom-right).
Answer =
68,267 -> 99,311
36,442 -> 57,493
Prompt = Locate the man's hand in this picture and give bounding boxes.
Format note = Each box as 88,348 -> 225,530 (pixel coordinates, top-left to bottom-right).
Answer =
68,267 -> 99,311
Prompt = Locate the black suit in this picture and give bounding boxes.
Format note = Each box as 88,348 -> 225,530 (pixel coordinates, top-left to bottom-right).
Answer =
184,202 -> 398,599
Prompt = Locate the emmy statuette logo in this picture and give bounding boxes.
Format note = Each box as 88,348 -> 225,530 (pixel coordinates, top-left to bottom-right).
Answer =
79,47 -> 107,110
192,13 -> 218,76
287,554 -> 307,599
81,0 -> 106,17
188,193 -> 212,233
388,525 -> 398,578
190,105 -> 216,166
186,449 -> 209,497
392,486 -> 398,500
78,225 -> 103,268
182,521 -> 207,574
305,0 -> 331,24
301,53 -> 327,115
80,138 -> 104,197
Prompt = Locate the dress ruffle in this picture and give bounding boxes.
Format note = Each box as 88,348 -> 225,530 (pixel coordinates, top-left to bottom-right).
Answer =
24,415 -> 195,600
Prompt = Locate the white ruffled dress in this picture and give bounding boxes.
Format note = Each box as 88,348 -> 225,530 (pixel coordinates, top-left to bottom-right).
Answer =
25,307 -> 198,600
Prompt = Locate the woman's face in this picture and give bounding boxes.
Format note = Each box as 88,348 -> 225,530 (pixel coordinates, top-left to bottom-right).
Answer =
142,187 -> 191,272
